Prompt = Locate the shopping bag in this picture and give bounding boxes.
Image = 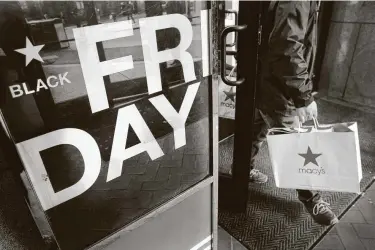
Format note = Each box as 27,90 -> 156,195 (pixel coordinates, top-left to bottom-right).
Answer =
219,65 -> 236,120
266,119 -> 362,193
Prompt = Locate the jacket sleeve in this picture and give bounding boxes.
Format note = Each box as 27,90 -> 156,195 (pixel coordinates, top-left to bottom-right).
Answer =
268,1 -> 313,108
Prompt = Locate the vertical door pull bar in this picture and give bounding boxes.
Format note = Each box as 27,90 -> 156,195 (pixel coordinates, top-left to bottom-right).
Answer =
220,25 -> 247,86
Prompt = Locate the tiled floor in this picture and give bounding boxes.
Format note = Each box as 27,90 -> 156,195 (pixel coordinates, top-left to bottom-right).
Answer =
314,181 -> 375,250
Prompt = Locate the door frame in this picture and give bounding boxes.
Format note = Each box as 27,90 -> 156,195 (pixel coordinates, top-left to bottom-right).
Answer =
229,1 -> 264,212
0,1 -> 223,249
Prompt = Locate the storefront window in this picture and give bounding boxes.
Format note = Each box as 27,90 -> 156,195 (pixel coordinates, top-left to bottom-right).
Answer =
0,1 -> 211,249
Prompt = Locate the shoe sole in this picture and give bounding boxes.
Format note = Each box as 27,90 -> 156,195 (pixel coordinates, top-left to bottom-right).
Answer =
315,217 -> 339,227
301,205 -> 340,227
310,214 -> 339,227
249,177 -> 268,184
251,181 -> 268,184
227,170 -> 269,184
329,217 -> 339,226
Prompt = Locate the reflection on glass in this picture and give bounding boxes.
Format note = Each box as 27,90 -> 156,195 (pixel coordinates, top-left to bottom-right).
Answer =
0,1 -> 210,249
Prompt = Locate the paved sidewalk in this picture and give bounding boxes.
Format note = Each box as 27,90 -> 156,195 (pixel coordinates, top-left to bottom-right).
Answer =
315,182 -> 375,250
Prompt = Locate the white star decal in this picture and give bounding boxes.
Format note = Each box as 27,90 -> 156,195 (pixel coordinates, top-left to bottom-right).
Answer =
14,37 -> 44,66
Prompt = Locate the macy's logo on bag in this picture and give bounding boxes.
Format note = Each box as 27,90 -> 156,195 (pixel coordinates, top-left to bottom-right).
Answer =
298,146 -> 326,175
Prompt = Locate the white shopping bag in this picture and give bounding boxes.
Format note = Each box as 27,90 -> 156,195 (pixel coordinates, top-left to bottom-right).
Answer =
266,119 -> 362,193
219,65 -> 236,120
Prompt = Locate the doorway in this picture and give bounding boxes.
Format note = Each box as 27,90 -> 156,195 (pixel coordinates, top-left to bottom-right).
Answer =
218,2 -> 375,250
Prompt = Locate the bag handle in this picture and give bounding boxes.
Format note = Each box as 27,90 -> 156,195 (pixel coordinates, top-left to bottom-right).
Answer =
267,127 -> 297,135
297,116 -> 319,133
268,117 -> 320,135
313,117 -> 320,129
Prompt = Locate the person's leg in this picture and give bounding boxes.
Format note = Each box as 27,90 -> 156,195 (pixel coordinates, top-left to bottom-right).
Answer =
247,109 -> 269,183
271,111 -> 338,226
165,29 -> 179,68
249,109 -> 269,169
296,189 -> 314,200
229,109 -> 269,183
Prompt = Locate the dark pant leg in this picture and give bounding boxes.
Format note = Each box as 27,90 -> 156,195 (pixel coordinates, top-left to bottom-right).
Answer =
296,189 -> 315,200
267,110 -> 315,201
249,109 -> 269,169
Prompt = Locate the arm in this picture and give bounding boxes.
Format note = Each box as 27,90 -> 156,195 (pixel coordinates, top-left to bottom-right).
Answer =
268,1 -> 313,108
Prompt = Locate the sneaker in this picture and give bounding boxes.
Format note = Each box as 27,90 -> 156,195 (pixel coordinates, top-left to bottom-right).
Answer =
228,167 -> 268,184
300,194 -> 339,226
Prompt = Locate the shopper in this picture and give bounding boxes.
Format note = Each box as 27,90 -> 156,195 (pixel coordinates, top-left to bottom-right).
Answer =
239,1 -> 338,226
164,1 -> 186,68
121,2 -> 135,23
0,1 -> 27,82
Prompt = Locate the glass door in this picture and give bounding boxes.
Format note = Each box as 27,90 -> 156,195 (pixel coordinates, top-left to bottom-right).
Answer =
218,1 -> 263,212
0,1 -> 220,249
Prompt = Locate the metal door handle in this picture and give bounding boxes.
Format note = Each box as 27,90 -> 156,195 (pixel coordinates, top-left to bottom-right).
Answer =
225,10 -> 238,47
220,25 -> 247,86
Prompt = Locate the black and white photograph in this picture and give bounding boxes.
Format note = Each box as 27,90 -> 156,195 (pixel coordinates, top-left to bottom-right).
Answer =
0,1 -> 374,250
